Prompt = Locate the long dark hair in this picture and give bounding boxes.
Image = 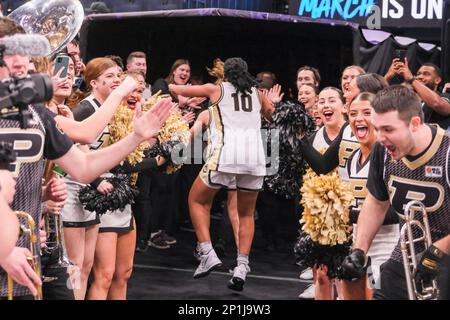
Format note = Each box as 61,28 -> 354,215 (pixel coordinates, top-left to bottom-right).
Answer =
224,57 -> 258,94
165,59 -> 190,84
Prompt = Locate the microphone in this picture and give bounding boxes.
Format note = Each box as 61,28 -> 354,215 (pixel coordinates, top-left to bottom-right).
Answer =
0,34 -> 51,57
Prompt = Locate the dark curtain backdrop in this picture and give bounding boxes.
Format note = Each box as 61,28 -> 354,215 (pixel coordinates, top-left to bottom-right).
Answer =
357,30 -> 441,79
80,9 -> 356,94
80,9 -> 439,92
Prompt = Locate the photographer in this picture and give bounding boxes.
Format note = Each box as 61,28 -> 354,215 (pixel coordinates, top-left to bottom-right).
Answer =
385,58 -> 450,129
0,31 -> 172,299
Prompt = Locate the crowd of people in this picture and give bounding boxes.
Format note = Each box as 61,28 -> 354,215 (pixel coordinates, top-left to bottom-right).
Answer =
0,14 -> 449,300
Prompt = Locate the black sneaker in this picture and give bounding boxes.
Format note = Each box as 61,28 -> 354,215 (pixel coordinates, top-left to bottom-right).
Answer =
160,230 -> 177,245
148,233 -> 170,249
135,239 -> 148,253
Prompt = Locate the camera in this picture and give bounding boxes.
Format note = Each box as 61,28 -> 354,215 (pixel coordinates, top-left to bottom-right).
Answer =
0,73 -> 53,128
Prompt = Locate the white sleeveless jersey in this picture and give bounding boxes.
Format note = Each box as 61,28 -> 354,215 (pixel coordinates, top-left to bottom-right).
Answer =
206,82 -> 266,176
311,126 -> 332,151
338,124 -> 360,181
83,95 -> 110,150
347,149 -> 370,214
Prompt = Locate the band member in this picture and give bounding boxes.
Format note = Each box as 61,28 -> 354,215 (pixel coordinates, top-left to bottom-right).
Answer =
340,85 -> 450,299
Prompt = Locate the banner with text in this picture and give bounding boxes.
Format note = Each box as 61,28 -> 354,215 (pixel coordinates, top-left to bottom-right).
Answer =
289,0 -> 442,28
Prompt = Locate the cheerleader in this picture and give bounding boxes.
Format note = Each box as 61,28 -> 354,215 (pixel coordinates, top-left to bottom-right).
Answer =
87,71 -> 167,300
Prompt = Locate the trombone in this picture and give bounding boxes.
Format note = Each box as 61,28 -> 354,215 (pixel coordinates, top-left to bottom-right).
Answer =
7,211 -> 43,300
398,200 -> 439,300
43,211 -> 70,268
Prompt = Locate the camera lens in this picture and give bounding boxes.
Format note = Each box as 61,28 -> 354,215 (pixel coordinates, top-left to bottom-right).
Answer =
58,58 -> 62,62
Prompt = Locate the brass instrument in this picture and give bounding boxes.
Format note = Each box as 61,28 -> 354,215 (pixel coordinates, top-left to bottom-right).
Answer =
7,211 -> 43,300
8,0 -> 84,58
398,200 -> 439,300
44,211 -> 70,268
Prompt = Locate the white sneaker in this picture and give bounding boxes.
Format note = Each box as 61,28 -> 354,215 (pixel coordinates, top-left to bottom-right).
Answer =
299,267 -> 314,280
228,263 -> 250,292
193,249 -> 222,279
298,284 -> 315,299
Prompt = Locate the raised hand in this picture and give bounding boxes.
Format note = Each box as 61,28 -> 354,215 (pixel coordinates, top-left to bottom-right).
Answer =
133,98 -> 173,142
51,68 -> 67,93
115,76 -> 138,98
385,58 -> 404,81
186,97 -> 206,110
397,57 -> 414,82
182,111 -> 196,124
57,104 -> 74,119
268,84 -> 284,104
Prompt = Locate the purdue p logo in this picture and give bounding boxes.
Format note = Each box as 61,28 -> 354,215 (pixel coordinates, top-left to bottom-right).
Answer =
0,129 -> 44,176
388,176 -> 444,213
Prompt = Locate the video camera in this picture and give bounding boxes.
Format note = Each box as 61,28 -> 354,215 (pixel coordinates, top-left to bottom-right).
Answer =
0,33 -> 53,129
0,72 -> 53,128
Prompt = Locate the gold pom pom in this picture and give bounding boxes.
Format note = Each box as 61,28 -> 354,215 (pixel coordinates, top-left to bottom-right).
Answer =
107,92 -> 168,184
144,93 -> 191,174
300,167 -> 354,246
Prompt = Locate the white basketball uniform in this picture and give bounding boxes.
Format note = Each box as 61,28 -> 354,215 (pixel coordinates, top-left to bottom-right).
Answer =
200,82 -> 266,191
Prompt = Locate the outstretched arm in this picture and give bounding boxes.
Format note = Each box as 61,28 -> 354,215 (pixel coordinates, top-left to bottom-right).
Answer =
399,58 -> 450,116
299,127 -> 344,174
169,83 -> 217,98
55,76 -> 137,144
54,98 -> 173,183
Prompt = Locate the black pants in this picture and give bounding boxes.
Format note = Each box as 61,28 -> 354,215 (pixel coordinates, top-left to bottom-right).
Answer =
150,171 -> 178,234
372,259 -> 409,300
132,171 -> 152,242
41,250 -> 75,300
438,255 -> 450,300
256,191 -> 298,245
373,258 -> 450,300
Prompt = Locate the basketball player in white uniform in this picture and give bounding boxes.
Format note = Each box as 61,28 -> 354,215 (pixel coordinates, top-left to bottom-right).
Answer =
169,57 -> 273,291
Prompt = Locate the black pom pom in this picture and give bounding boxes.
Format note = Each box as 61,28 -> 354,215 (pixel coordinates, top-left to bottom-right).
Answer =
263,102 -> 316,199
78,174 -> 139,215
294,230 -> 352,279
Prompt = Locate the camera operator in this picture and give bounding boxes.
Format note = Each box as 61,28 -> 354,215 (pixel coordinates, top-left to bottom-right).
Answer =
0,28 -> 172,299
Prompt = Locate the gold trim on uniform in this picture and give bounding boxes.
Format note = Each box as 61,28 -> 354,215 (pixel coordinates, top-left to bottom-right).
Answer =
401,126 -> 445,170
207,105 -> 224,171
